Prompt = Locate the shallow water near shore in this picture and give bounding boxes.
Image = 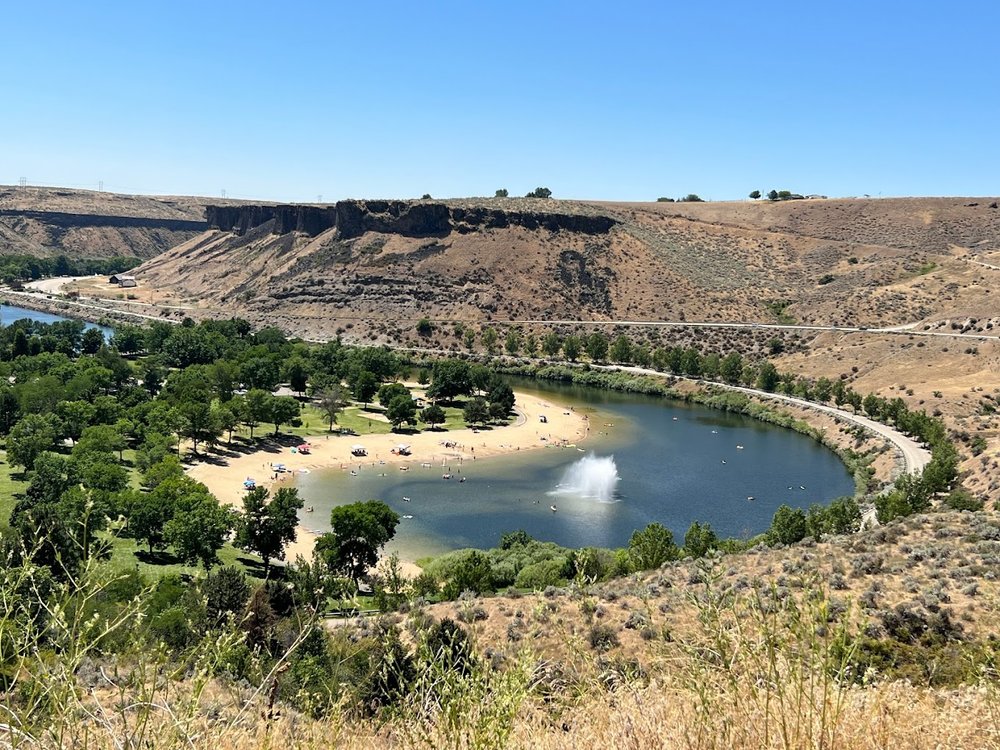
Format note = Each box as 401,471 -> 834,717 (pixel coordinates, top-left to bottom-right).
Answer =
295,378 -> 854,559
0,302 -> 113,337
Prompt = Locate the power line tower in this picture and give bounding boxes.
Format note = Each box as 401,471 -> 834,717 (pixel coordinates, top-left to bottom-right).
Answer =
98,180 -> 104,192
221,189 -> 227,199
18,177 -> 27,189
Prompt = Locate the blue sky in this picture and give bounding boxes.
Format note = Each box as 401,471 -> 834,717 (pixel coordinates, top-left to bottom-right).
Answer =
3,1 -> 997,202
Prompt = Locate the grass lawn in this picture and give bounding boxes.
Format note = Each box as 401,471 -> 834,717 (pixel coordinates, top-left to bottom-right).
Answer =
0,451 -> 28,525
104,532 -> 268,581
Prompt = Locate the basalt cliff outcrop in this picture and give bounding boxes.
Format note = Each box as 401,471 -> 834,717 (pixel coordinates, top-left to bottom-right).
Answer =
205,200 -> 618,239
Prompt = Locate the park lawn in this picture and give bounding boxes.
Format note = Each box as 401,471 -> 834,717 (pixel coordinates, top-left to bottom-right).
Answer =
103,532 -> 268,581
0,451 -> 28,525
206,395 -> 515,449
121,447 -> 145,490
332,405 -> 395,436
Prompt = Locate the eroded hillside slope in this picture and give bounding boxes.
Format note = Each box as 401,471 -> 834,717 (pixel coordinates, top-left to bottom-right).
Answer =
133,196 -> 1000,340
0,186 -> 217,259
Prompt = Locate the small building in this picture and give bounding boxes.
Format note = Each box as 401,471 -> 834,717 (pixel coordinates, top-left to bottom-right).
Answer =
109,274 -> 137,288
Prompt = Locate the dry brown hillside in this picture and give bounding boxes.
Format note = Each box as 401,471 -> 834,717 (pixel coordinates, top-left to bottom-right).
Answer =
129,196 -> 1000,339
0,185 -> 237,259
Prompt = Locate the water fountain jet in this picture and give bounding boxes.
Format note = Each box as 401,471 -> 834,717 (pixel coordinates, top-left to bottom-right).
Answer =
551,453 -> 620,502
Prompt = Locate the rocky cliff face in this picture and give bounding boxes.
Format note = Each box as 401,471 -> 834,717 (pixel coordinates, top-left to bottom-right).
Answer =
205,200 -> 618,239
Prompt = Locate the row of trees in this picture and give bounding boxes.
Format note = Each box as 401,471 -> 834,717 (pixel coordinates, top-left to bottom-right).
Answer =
413,495 -> 862,599
749,189 -> 803,201
0,254 -> 139,284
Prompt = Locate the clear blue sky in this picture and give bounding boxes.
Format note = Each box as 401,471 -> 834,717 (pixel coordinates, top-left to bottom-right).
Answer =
3,1 -> 997,202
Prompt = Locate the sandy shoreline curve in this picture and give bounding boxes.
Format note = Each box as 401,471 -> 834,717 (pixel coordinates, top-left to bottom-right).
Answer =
187,389 -> 590,569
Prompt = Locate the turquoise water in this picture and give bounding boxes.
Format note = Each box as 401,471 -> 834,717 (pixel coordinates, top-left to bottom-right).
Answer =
295,379 -> 855,558
0,303 -> 114,338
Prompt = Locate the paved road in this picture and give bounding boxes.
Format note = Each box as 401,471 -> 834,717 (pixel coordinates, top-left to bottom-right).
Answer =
591,364 -> 931,475
8,280 -> 997,342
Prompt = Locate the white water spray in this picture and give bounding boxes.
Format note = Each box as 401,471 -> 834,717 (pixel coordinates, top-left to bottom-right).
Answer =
551,453 -> 621,502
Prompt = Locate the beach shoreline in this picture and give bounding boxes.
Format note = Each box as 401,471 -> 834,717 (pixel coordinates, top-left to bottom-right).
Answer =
187,390 -> 590,570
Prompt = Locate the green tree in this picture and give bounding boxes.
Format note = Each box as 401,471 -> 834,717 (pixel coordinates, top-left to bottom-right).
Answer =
427,359 -> 472,401
351,370 -> 379,407
442,550 -> 495,598
610,335 -> 632,363
416,318 -> 433,337
480,327 -> 498,355
681,347 -> 702,377
317,386 -> 345,432
526,187 -> 552,198
111,325 -> 146,355
378,382 -> 410,409
523,333 -> 538,356
268,395 -> 300,435
684,521 -> 718,558
284,357 -> 309,395
242,388 -> 271,439
177,400 -> 222,454
386,395 -> 418,430
463,397 -> 490,426
585,332 -> 609,362
720,352 -> 743,384
81,328 -> 104,355
7,414 -> 60,471
504,329 -> 522,355
201,567 -> 252,626
420,403 -> 446,429
628,523 -> 677,571
561,334 -> 582,361
541,332 -> 562,357
768,504 -> 807,545
767,189 -> 779,201
749,190 -> 761,199
487,381 -> 515,416
24,452 -> 75,506
494,188 -> 508,197
0,387 -> 22,434
55,400 -> 96,443
129,491 -> 175,553
142,454 -> 185,489
316,500 -> 400,584
240,357 -> 280,392
756,361 -> 780,392
164,490 -> 233,569
236,486 -> 305,578
213,403 -> 239,444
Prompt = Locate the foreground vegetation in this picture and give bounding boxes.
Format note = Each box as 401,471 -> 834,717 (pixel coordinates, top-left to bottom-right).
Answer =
0,309 -> 986,748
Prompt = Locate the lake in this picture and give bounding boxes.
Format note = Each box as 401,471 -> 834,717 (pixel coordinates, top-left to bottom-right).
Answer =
295,378 -> 854,559
0,302 -> 114,338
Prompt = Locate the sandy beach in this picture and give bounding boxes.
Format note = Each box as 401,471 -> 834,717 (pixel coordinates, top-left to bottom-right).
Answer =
187,390 -> 590,568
